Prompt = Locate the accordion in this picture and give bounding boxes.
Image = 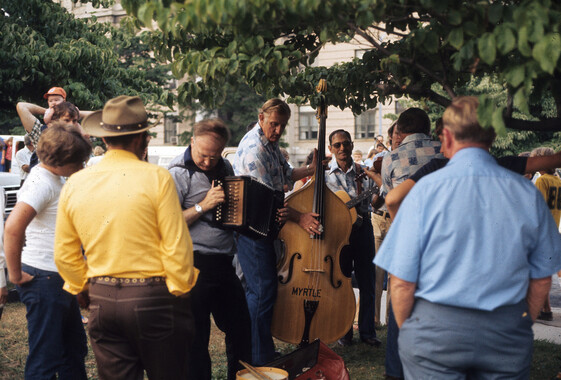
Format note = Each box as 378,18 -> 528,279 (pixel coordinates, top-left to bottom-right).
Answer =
214,176 -> 285,239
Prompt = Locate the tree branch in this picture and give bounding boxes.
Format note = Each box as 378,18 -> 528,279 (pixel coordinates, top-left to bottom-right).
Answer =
348,21 -> 456,98
504,117 -> 561,132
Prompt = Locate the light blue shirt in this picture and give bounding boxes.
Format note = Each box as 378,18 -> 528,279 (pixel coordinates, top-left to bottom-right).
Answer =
375,147 -> 561,311
233,123 -> 294,192
325,158 -> 377,215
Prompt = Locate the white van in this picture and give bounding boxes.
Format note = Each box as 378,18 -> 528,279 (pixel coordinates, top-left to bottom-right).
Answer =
0,135 -> 25,215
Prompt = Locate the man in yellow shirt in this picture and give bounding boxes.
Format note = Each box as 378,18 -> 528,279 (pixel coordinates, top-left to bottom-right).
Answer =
54,95 -> 198,380
530,146 -> 561,322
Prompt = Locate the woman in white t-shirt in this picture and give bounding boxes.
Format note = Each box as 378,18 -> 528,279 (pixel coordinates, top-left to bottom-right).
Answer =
4,123 -> 92,380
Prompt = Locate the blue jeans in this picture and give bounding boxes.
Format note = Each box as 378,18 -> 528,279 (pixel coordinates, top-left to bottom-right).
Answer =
236,235 -> 278,365
17,264 -> 87,380
385,300 -> 403,379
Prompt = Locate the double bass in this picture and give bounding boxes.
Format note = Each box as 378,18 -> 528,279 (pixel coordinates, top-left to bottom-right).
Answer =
271,80 -> 356,345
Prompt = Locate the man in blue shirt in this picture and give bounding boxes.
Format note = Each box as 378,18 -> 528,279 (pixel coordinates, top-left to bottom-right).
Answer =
375,96 -> 561,378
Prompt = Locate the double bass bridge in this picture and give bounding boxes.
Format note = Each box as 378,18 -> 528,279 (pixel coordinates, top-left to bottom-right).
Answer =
302,268 -> 325,273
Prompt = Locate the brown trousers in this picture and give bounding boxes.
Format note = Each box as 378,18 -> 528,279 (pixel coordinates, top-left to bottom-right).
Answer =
88,278 -> 194,380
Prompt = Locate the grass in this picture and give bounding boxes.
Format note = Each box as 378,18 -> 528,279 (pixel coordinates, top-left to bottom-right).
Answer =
0,302 -> 559,379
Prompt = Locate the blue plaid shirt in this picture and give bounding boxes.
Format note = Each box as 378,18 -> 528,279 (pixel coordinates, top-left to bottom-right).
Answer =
325,158 -> 377,215
381,133 -> 442,193
233,123 -> 294,192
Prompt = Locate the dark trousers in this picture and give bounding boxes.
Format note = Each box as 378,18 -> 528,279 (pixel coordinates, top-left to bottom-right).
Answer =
18,265 -> 87,380
88,278 -> 195,380
340,217 -> 377,341
386,300 -> 403,378
188,253 -> 252,380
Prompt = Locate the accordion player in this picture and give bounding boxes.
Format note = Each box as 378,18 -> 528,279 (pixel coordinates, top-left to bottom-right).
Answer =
213,175 -> 285,239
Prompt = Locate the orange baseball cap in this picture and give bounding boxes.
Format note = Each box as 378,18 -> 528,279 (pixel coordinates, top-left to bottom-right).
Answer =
43,87 -> 67,100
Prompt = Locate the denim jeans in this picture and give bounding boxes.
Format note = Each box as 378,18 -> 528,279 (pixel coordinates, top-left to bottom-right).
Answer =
385,300 -> 404,379
17,264 -> 87,380
236,234 -> 278,365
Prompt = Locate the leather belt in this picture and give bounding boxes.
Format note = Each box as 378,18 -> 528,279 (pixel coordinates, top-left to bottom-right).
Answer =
373,209 -> 391,219
91,276 -> 166,286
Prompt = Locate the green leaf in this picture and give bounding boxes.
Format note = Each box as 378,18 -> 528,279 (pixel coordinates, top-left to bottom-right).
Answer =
513,87 -> 529,114
137,3 -> 155,27
478,33 -> 496,65
477,95 -> 494,128
424,30 -> 439,53
448,28 -> 464,50
532,33 -> 561,74
447,10 -> 462,26
495,24 -> 516,54
517,26 -> 532,57
488,3 -> 503,24
504,65 -> 525,88
491,106 -> 506,136
279,58 -> 289,73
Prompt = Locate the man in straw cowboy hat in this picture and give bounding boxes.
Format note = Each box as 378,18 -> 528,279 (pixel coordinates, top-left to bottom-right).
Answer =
54,95 -> 199,380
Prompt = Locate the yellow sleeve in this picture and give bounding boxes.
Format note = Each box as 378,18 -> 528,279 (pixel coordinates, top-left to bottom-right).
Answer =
157,171 -> 198,296
535,177 -> 549,202
54,184 -> 88,295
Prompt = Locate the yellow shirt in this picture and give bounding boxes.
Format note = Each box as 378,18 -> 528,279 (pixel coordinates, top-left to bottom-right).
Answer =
535,173 -> 561,228
54,149 -> 198,296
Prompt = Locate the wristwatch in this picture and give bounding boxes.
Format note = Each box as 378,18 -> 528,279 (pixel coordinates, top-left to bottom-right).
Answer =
194,203 -> 204,214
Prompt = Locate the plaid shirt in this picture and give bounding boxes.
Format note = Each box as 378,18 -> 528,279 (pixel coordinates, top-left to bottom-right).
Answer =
381,133 -> 442,193
233,123 -> 294,192
29,117 -> 45,147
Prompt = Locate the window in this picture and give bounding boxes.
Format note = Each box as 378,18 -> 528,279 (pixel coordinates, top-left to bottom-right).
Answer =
355,109 -> 376,140
164,115 -> 177,144
299,111 -> 318,141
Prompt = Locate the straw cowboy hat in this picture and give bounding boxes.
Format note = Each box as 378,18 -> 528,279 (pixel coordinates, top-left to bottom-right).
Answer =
82,95 -> 154,137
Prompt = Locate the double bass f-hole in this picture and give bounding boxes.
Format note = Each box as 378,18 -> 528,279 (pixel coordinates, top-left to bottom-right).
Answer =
278,252 -> 302,284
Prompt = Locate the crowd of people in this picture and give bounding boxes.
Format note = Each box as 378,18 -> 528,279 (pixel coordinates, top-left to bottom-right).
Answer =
2,88 -> 561,380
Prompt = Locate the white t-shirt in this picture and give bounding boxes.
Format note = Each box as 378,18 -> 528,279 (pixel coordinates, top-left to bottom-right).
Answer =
15,147 -> 33,180
19,166 -> 65,272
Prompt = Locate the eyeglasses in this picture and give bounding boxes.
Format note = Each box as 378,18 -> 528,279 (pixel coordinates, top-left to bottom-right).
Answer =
331,141 -> 351,149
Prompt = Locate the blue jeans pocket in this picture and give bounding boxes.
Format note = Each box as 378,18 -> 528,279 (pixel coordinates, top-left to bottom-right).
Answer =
135,305 -> 174,341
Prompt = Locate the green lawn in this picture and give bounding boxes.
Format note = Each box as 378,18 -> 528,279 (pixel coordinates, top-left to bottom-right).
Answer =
0,302 -> 558,379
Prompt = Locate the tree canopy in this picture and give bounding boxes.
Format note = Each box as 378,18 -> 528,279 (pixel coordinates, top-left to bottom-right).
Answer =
0,0 -> 164,132
120,0 -> 561,135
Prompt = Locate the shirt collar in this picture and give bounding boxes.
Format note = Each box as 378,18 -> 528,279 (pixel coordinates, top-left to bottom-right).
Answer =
400,133 -> 431,145
448,147 -> 493,165
183,145 -> 228,179
328,157 -> 357,175
104,149 -> 140,161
